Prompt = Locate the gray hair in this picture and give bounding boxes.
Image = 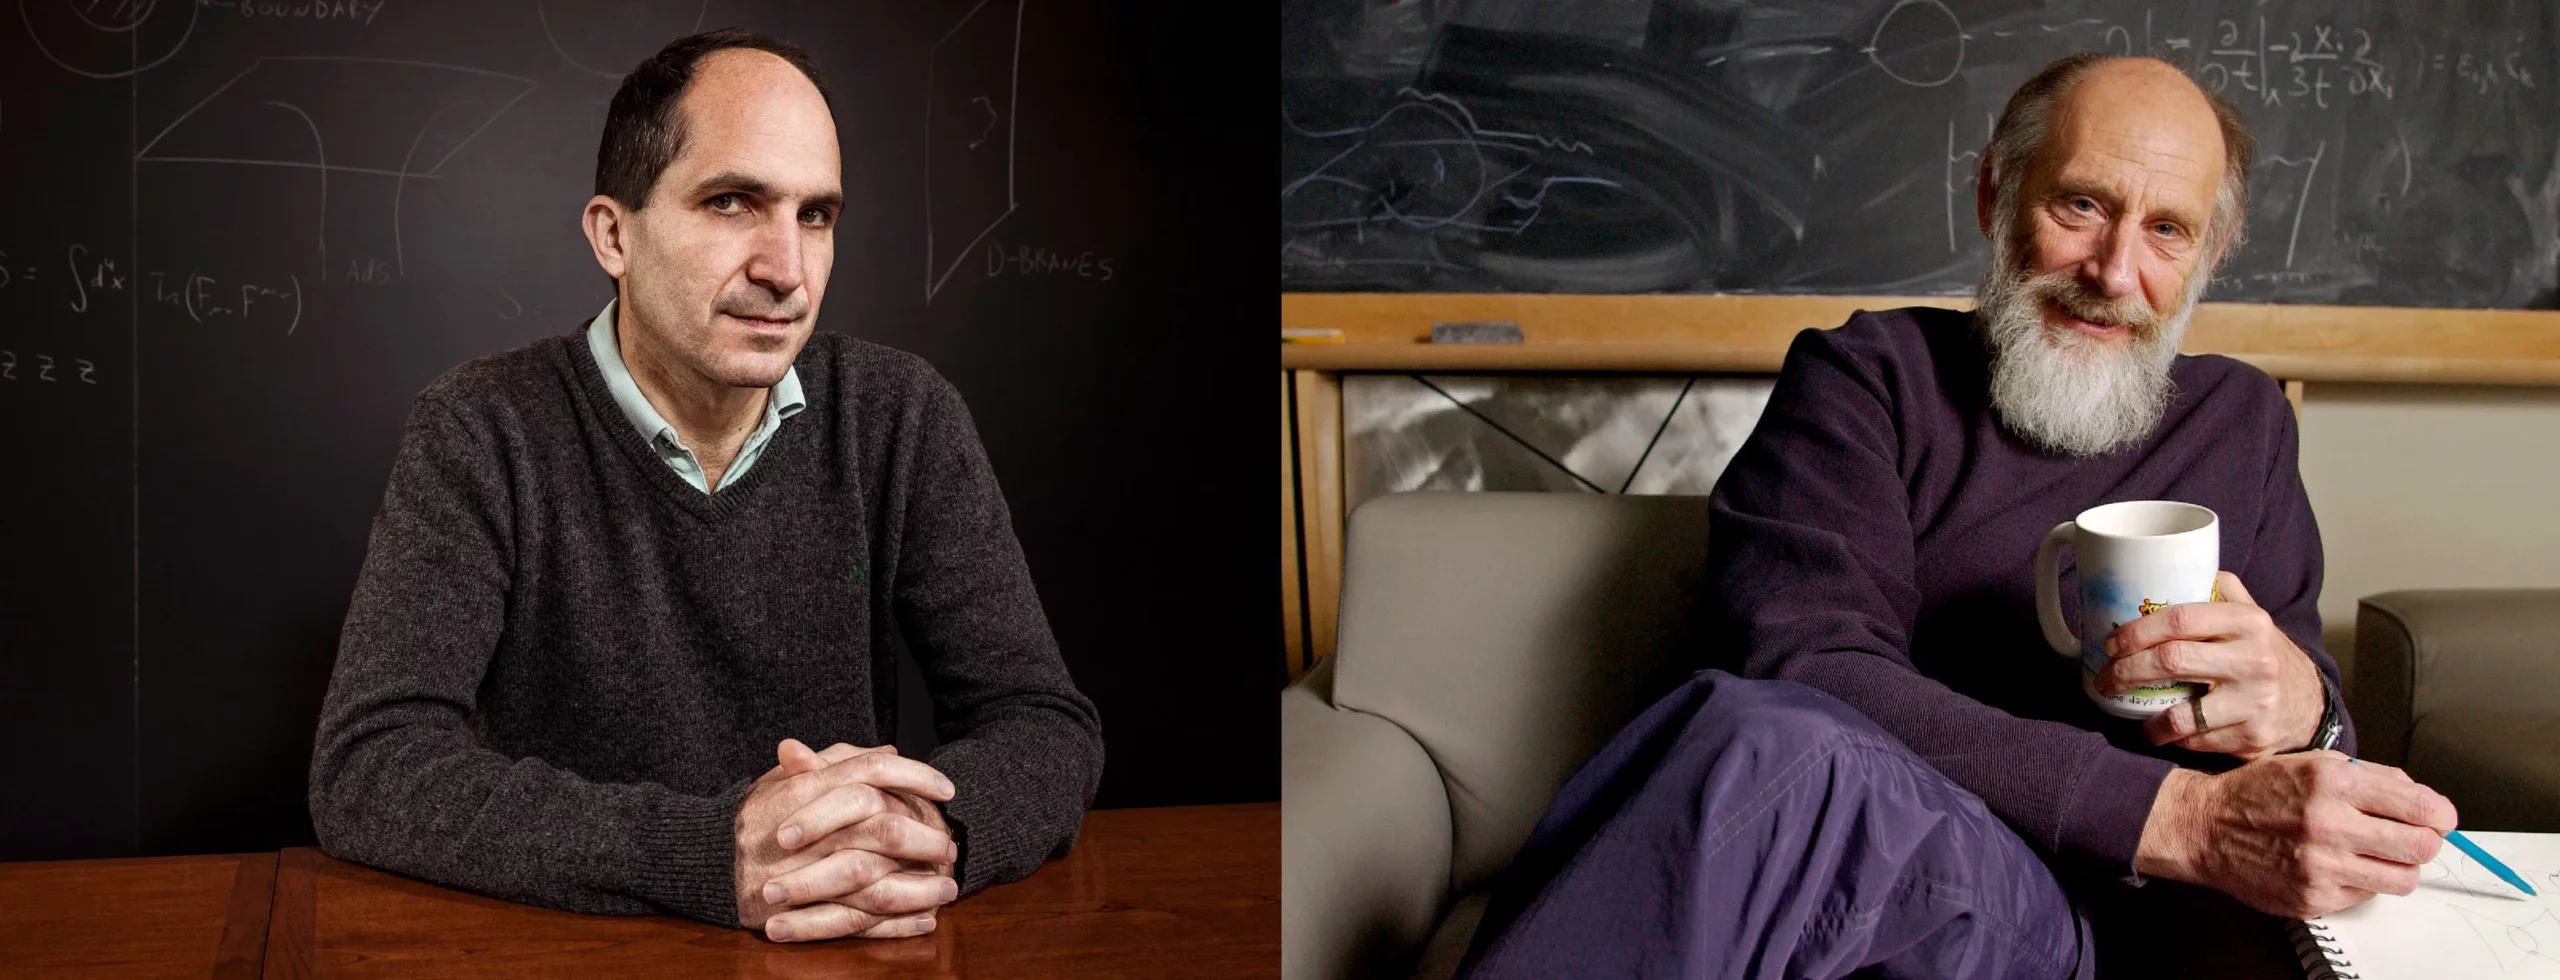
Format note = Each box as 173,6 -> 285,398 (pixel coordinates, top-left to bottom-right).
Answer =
1985,53 -> 2255,265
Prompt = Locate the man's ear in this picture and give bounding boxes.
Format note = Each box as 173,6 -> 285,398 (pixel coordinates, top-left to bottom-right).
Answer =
582,195 -> 631,281
2205,215 -> 2244,275
1975,156 -> 1999,240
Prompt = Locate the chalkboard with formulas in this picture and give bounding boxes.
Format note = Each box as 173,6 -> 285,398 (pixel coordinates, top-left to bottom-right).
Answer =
1281,0 -> 2560,309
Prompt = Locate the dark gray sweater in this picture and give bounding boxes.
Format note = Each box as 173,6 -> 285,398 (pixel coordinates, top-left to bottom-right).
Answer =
309,327 -> 1104,927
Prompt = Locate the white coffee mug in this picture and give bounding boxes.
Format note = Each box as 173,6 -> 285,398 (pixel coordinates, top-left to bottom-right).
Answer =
2034,500 -> 2218,719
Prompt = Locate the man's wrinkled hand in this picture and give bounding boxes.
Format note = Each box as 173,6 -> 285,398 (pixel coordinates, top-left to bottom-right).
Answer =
734,739 -> 961,942
2137,753 -> 2457,919
2099,571 -> 2326,759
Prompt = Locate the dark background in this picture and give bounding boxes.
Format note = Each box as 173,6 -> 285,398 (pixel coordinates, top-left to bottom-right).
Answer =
0,0 -> 1270,861
1282,0 -> 2560,307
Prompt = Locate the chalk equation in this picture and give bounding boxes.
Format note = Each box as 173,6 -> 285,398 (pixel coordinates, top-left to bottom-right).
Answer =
1,245 -> 306,334
1881,4 -> 2532,110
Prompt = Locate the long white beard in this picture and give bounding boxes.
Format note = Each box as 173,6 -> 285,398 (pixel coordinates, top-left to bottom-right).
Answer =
1974,216 -> 2205,458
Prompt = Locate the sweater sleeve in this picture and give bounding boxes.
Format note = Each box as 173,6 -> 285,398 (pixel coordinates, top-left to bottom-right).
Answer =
1707,326 -> 2173,878
2247,380 -> 2355,755
892,373 -> 1105,895
309,382 -> 750,927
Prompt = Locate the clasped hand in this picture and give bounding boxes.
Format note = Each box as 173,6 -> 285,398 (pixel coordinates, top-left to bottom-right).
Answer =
734,738 -> 960,942
2095,571 -> 2325,759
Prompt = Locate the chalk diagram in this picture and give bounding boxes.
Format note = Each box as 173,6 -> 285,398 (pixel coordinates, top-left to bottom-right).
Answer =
535,0 -> 706,80
1862,0 -> 1969,88
132,57 -> 535,283
1281,22 -> 1825,293
19,0 -> 198,80
2420,847 -> 2560,974
924,0 -> 1024,302
1280,88 -> 1628,281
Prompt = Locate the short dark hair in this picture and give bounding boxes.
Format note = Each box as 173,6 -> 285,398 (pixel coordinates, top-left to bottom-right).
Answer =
594,28 -> 831,210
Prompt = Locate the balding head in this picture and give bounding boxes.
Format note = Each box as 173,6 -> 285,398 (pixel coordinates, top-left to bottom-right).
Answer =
2054,59 -> 2227,199
582,29 -> 844,404
1968,54 -> 2256,458
1979,54 -> 2253,280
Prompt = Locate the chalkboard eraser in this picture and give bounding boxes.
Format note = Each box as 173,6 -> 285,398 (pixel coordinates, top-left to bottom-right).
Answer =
1432,321 -> 1523,344
1281,327 -> 1345,344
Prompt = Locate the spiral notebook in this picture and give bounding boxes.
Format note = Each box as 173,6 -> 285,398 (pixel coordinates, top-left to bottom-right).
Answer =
2294,831 -> 2560,979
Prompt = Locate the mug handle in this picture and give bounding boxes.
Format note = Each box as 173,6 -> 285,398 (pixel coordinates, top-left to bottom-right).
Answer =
2034,521 -> 2079,656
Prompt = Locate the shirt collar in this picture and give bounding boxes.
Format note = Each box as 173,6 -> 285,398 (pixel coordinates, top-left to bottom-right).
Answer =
770,350 -> 807,421
585,298 -> 805,448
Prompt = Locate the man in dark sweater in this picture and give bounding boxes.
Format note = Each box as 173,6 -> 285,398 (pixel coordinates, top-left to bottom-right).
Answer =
1462,56 -> 2459,978
308,30 -> 1101,944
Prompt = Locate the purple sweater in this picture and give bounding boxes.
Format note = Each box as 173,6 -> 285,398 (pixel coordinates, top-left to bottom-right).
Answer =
1706,307 -> 2351,879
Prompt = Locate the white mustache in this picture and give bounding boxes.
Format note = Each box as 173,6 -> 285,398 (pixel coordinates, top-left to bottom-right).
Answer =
2024,271 -> 2161,337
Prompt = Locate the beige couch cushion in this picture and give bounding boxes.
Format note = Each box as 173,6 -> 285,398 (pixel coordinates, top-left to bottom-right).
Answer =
1329,492 -> 1712,896
1283,659 -> 1453,980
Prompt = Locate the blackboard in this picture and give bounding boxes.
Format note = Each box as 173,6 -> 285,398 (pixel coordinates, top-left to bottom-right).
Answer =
1281,0 -> 2560,308
0,0 -> 1267,861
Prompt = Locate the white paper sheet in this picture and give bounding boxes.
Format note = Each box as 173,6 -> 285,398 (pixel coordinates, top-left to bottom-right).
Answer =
2305,831 -> 2560,978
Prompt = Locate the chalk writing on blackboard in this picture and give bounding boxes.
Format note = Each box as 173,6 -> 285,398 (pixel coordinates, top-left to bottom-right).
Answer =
219,0 -> 390,24
2260,140 -> 2327,269
131,56 -> 535,284
0,350 -> 100,386
2,243 -> 305,333
925,0 -> 1026,302
1281,83 -> 1645,287
984,242 -> 1116,282
536,0 -> 707,79
1864,0 -> 1966,88
261,99 -> 331,280
20,0 -> 199,80
62,243 -> 121,314
1280,0 -> 2560,306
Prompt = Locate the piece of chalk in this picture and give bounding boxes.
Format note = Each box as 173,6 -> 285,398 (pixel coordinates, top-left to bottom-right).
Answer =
1432,321 -> 1523,344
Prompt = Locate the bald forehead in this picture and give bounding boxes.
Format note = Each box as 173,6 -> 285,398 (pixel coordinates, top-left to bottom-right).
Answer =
685,47 -> 827,113
2037,59 -> 2226,225
2060,59 -> 2222,146
657,47 -> 839,206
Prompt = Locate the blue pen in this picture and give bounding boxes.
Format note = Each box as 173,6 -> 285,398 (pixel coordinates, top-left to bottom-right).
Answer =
2445,830 -> 2539,897
2351,759 -> 2536,897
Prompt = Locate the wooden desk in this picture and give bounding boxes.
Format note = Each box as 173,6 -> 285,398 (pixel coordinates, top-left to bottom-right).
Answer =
0,851 -> 276,979
0,803 -> 1275,979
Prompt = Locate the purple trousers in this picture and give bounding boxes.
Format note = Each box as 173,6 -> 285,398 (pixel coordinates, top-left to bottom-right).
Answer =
1458,670 -> 2094,980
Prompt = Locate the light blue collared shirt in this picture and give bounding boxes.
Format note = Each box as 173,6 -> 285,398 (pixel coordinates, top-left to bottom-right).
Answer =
585,300 -> 806,493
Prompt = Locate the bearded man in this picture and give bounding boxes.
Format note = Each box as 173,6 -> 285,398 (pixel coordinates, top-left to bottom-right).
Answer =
1457,55 -> 2464,980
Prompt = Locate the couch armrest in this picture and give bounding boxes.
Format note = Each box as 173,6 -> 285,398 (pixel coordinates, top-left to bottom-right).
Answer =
1285,659 -> 1455,980
2355,589 -> 2560,767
